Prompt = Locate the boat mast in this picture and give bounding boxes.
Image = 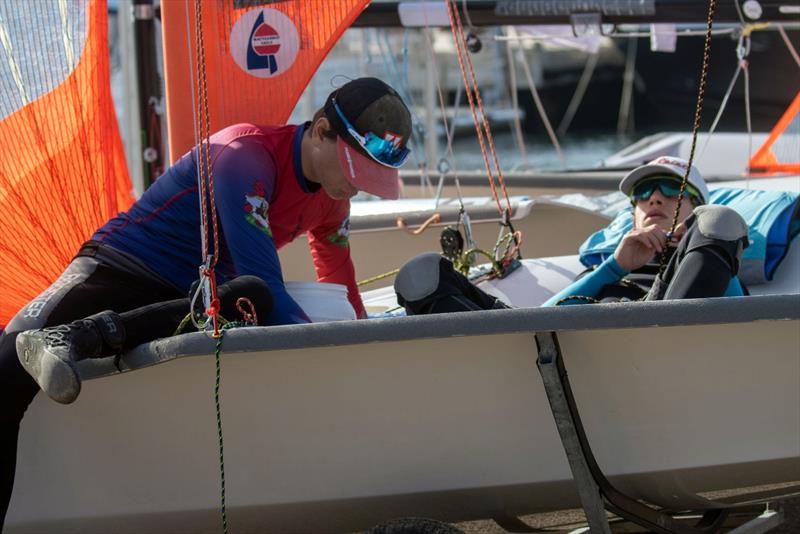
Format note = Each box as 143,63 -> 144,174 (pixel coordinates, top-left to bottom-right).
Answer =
133,0 -> 164,189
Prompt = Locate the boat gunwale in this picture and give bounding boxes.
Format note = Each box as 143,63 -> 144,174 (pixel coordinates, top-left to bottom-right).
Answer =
83,294 -> 800,379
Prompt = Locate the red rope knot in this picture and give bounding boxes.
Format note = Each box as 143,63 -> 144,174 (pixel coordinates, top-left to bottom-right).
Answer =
206,297 -> 220,318
236,297 -> 258,326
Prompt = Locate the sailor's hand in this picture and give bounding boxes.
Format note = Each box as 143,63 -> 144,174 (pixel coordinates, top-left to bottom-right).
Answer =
668,222 -> 687,245
613,225 -> 668,271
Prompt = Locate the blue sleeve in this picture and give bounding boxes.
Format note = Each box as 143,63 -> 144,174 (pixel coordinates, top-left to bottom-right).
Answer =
542,256 -> 629,307
212,139 -> 311,325
723,277 -> 745,297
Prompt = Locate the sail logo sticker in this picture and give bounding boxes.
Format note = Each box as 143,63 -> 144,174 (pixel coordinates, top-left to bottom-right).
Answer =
231,8 -> 299,78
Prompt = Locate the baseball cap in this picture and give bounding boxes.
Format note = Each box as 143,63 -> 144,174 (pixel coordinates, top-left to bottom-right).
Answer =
323,78 -> 412,200
619,156 -> 709,204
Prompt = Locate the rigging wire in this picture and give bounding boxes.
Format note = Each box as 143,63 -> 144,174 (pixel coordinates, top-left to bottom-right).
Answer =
697,53 -> 744,159
460,0 -> 475,32
557,50 -> 600,139
508,27 -> 566,167
660,0 -> 717,275
418,1 -> 479,258
446,0 -> 525,266
732,0 -> 753,187
369,28 -> 429,190
503,28 -> 530,167
445,0 -> 507,214
449,0 -> 524,217
743,42 -> 752,187
778,25 -> 800,68
185,3 -> 227,532
193,3 -> 217,270
190,0 -> 222,338
419,4 -> 466,210
617,37 -> 638,138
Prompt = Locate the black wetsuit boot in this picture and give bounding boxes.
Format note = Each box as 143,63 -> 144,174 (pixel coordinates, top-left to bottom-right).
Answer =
16,311 -> 125,405
15,275 -> 274,406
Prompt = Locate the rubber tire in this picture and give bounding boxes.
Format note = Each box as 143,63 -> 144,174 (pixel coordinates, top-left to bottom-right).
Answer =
365,517 -> 466,534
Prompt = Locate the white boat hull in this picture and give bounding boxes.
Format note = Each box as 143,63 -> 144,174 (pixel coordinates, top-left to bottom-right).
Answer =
7,297 -> 799,533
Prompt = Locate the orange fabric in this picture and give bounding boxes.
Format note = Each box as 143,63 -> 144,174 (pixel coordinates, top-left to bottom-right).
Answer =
161,0 -> 370,163
0,0 -> 133,326
749,91 -> 800,174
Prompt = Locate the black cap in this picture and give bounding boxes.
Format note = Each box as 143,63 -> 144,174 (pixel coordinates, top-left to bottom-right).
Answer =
323,77 -> 412,156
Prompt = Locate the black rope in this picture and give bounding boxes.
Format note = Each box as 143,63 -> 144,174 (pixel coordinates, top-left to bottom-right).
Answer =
555,295 -> 601,306
214,330 -> 228,534
659,0 -> 717,275
211,321 -> 248,534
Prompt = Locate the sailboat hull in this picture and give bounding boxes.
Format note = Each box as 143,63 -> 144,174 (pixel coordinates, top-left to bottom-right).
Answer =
6,296 -> 799,533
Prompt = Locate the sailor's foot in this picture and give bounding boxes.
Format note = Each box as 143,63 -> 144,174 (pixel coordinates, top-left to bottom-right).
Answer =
17,325 -> 85,404
16,312 -> 125,404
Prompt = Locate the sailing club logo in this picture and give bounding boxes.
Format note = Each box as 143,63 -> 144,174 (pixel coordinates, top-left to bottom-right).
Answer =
247,12 -> 280,73
231,8 -> 299,78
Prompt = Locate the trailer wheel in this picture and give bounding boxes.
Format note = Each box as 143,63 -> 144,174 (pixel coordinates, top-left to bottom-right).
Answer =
365,517 -> 466,534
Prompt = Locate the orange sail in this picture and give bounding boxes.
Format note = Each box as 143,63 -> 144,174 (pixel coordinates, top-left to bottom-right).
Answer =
0,0 -> 133,326
749,91 -> 800,175
161,0 -> 370,162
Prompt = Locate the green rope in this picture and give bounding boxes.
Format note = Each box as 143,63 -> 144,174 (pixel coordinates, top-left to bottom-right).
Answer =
212,320 -> 246,534
173,313 -> 195,336
213,330 -> 228,534
173,313 -> 230,336
453,247 -> 500,276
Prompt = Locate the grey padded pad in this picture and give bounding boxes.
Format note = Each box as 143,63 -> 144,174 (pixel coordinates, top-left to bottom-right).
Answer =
394,252 -> 442,302
694,205 -> 748,242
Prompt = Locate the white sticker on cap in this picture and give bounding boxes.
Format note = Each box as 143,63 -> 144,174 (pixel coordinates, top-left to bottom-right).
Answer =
343,145 -> 357,180
230,8 -> 299,78
652,156 -> 688,170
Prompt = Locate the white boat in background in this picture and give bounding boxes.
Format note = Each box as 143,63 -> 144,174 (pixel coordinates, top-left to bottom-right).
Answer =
397,132 -> 775,200
279,195 -> 611,284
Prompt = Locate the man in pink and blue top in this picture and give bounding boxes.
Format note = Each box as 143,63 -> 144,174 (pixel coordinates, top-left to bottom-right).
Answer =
0,77 -> 411,525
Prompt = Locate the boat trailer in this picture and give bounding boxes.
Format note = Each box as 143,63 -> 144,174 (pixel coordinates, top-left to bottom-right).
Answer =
534,331 -> 786,533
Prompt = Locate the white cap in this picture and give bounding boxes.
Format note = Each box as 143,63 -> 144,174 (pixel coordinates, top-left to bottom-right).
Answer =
619,156 -> 709,204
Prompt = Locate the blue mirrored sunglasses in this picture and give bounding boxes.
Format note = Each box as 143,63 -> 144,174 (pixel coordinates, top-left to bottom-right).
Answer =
631,177 -> 701,203
331,99 -> 410,168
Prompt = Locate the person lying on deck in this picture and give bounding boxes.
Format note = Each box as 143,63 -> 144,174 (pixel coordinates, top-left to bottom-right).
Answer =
0,77 -> 412,526
394,157 -> 749,314
542,156 -> 748,305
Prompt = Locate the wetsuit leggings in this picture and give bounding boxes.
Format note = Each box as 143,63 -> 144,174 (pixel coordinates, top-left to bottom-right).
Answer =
0,256 -> 272,527
658,247 -> 733,299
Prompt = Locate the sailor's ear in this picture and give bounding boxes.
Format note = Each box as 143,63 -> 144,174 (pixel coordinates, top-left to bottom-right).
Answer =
310,116 -> 335,142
